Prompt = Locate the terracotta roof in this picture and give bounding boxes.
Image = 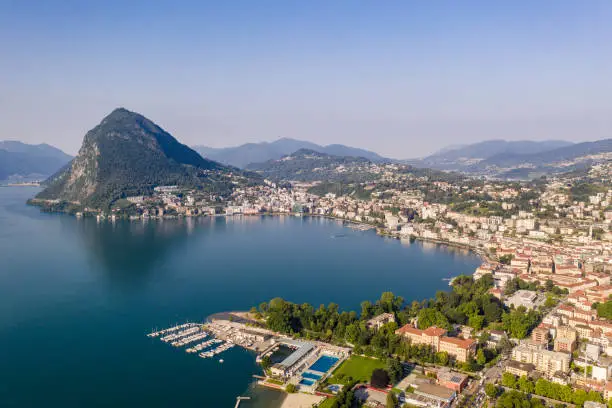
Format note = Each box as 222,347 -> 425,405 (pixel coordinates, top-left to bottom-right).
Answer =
424,327 -> 448,337
396,325 -> 424,336
440,336 -> 475,349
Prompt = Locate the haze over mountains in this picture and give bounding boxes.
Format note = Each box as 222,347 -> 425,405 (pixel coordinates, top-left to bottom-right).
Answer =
424,140 -> 574,164
4,119 -> 611,187
193,138 -> 387,169
0,141 -> 72,181
35,108 -> 256,208
414,138 -> 612,178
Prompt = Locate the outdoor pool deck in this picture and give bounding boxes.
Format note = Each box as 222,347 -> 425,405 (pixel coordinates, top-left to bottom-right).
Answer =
301,372 -> 322,380
296,354 -> 343,391
308,355 -> 339,373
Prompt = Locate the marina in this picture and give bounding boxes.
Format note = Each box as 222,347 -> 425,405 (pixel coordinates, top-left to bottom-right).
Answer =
146,316 -> 348,396
147,323 -> 237,362
146,322 -> 198,338
186,338 -> 223,353
204,315 -> 350,395
199,342 -> 235,359
171,331 -> 209,347
160,326 -> 200,342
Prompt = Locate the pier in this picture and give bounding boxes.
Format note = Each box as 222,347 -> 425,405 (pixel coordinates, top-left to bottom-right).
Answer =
234,396 -> 250,408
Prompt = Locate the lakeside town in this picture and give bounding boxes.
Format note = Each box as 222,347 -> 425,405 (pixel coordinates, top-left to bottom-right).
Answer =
125,160 -> 612,408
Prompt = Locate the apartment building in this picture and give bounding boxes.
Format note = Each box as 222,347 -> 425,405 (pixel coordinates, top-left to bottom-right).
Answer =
531,326 -> 549,345
366,313 -> 396,330
554,326 -> 578,353
512,344 -> 571,377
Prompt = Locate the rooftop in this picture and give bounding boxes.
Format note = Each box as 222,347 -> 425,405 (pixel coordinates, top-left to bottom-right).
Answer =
415,383 -> 456,401
440,336 -> 475,350
274,340 -> 315,369
506,360 -> 536,371
437,370 -> 468,384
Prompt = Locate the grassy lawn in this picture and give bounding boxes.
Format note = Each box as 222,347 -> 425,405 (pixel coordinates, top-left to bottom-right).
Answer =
326,355 -> 385,385
316,398 -> 336,408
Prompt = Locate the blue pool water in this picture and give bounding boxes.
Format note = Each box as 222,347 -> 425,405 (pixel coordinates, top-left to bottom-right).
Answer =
302,372 -> 322,380
299,379 -> 315,386
309,355 -> 339,373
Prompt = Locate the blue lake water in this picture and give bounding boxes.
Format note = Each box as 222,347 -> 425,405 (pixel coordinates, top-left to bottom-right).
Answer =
0,187 -> 481,407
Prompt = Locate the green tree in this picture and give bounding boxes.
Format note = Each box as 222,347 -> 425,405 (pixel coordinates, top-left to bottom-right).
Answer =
435,351 -> 450,366
545,280 -> 554,292
386,358 -> 403,384
371,369 -> 390,388
502,308 -> 540,339
361,300 -> 373,319
485,383 -> 500,398
386,391 -> 398,408
260,355 -> 272,370
476,348 -> 487,366
517,376 -> 534,394
417,308 -> 450,330
596,300 -> 612,320
544,295 -> 557,308
501,372 -> 517,389
469,315 -> 485,331
285,383 -> 297,393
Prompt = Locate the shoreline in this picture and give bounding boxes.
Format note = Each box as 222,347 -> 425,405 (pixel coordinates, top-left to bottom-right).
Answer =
26,197 -> 491,269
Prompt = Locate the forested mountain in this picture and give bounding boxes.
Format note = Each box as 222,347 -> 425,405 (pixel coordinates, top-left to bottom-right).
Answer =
193,138 -> 388,168
35,108 -> 256,208
0,141 -> 72,180
246,148 -> 376,182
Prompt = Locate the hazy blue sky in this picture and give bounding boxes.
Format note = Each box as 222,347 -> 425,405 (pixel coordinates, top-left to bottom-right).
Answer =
1,1 -> 610,158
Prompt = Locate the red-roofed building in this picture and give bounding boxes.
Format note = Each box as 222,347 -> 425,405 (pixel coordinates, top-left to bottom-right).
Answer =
439,337 -> 477,363
395,324 -> 475,362
488,288 -> 503,300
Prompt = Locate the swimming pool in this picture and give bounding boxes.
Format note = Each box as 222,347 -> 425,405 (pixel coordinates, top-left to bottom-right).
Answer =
299,378 -> 315,386
308,355 -> 339,373
302,371 -> 322,380
327,385 -> 341,393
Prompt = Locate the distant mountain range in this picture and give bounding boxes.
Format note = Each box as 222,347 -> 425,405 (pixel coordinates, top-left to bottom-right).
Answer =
0,141 -> 72,181
420,140 -> 574,167
35,108 -> 256,208
246,148 -> 375,182
413,139 -> 612,178
193,138 -> 387,169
